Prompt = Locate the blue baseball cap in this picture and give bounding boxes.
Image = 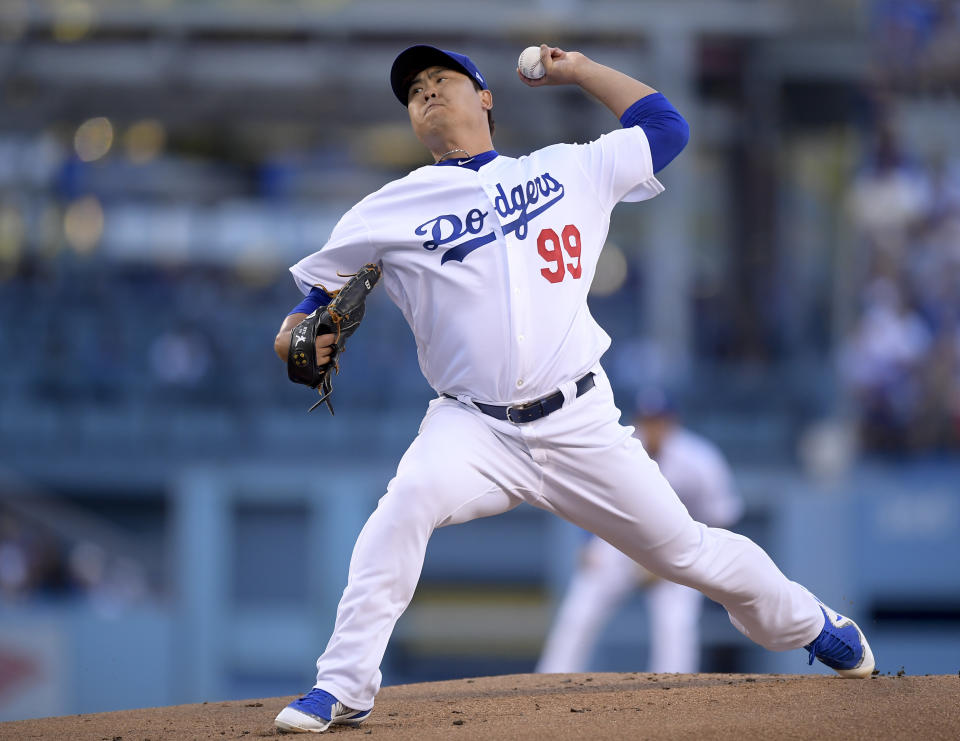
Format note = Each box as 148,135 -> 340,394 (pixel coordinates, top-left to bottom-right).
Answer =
390,45 -> 488,106
634,388 -> 676,419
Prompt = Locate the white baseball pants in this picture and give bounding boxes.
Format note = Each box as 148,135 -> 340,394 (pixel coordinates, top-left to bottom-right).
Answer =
313,368 -> 823,709
535,535 -> 705,674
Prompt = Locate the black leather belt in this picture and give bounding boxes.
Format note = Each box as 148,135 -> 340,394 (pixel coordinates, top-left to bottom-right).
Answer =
444,372 -> 595,424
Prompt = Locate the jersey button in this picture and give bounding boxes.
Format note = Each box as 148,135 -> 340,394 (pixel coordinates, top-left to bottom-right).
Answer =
516,379 -> 524,387
518,334 -> 525,343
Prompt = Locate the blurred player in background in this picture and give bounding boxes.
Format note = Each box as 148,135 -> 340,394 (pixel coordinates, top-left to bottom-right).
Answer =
537,389 -> 743,674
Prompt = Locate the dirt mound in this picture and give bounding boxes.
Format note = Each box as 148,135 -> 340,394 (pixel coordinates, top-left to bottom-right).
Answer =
3,672 -> 958,740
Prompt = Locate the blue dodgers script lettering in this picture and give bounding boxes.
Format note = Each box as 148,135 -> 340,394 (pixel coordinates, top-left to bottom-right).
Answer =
492,172 -> 564,239
415,209 -> 488,251
414,208 -> 495,265
413,172 -> 565,265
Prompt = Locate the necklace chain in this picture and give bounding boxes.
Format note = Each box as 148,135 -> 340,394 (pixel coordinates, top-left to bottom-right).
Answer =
437,148 -> 470,162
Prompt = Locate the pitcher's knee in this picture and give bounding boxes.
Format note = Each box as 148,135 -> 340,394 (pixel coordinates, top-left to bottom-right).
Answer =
373,493 -> 435,540
635,522 -> 709,582
378,464 -> 457,532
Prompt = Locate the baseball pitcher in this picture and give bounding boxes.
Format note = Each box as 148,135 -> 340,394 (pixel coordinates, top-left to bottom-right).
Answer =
272,43 -> 875,733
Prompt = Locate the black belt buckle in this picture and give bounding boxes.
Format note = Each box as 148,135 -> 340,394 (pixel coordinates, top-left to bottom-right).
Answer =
445,372 -> 594,424
506,399 -> 545,424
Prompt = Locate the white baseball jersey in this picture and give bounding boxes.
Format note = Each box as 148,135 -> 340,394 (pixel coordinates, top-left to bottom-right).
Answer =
290,126 -> 663,404
640,427 -> 743,528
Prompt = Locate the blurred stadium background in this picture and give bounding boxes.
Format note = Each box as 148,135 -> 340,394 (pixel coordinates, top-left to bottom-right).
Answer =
2,0 -> 959,722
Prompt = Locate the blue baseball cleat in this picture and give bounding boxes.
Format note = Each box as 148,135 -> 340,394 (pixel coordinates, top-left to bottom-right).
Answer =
805,603 -> 875,678
275,687 -> 373,733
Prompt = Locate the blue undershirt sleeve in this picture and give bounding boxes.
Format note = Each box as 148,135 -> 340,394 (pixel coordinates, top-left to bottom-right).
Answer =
619,92 -> 690,174
287,286 -> 331,316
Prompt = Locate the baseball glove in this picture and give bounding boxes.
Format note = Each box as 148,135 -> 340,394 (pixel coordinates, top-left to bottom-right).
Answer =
287,263 -> 382,414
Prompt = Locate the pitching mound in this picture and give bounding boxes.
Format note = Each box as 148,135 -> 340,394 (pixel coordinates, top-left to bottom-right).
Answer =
2,672 -> 958,740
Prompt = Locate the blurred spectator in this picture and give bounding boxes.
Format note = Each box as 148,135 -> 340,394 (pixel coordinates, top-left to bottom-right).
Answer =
842,121 -> 960,453
847,126 -> 930,259
0,513 -> 74,600
0,509 -> 151,611
0,516 -> 30,598
871,0 -> 960,93
839,280 -> 932,450
68,541 -> 149,616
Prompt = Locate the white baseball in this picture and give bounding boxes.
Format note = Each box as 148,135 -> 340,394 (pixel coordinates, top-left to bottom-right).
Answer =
518,46 -> 545,80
